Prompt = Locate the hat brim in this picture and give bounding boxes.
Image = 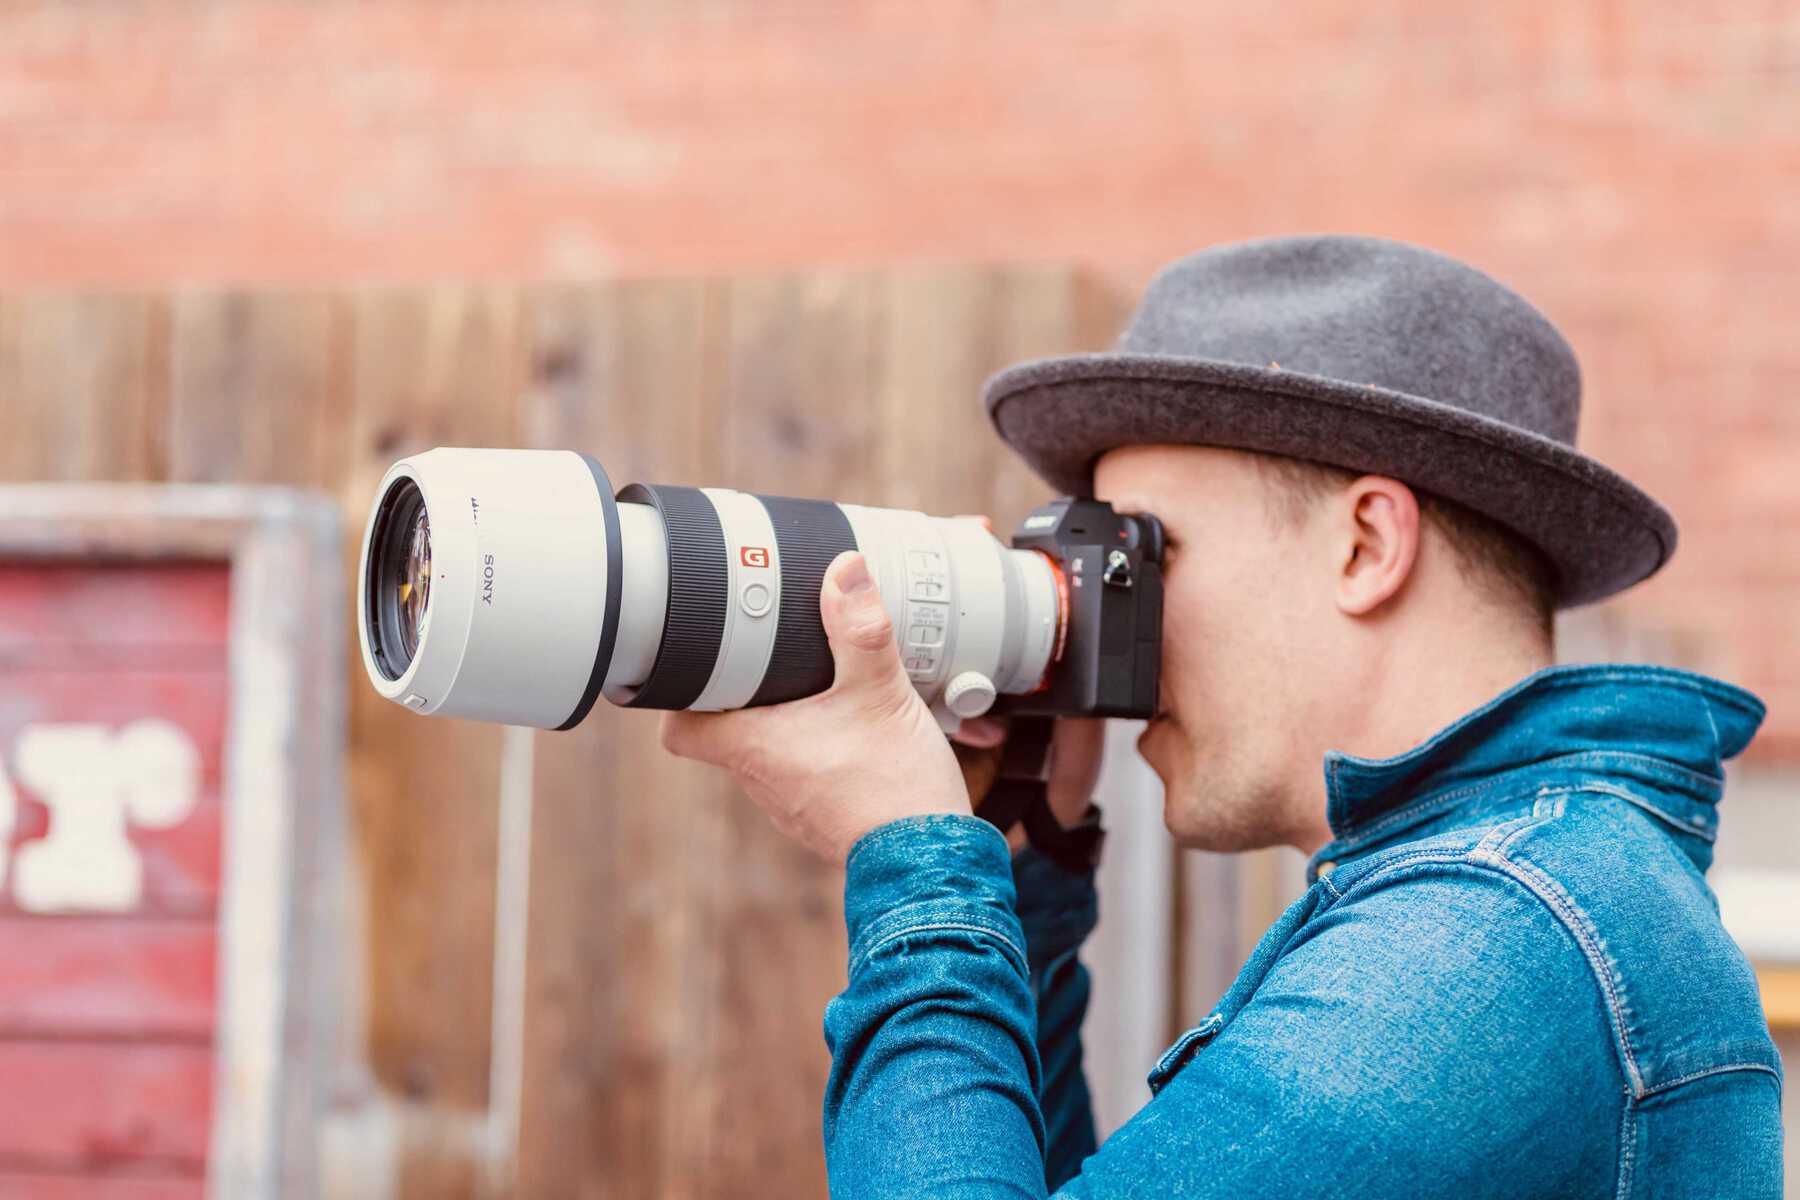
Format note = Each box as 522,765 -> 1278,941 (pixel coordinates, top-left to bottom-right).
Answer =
983,353 -> 1676,608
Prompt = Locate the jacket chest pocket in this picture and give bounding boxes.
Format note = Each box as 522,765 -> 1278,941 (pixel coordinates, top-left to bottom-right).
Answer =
1146,1012 -> 1225,1095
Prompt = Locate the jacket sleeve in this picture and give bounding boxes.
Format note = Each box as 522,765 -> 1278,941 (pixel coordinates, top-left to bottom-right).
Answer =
822,814 -> 1048,1198
1010,844 -> 1100,1190
825,825 -> 1624,1199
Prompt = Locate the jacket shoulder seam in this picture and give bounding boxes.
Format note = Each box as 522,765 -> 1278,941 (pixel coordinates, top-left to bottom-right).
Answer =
1339,805 -> 1555,894
1466,843 -> 1647,1098
1343,818 -> 1643,1097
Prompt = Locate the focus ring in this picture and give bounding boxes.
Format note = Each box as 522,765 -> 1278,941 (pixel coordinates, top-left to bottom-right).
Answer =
750,496 -> 859,706
618,484 -> 729,710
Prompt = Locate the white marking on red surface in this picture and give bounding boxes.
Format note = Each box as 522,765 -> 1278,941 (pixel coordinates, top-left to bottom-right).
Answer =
2,719 -> 201,913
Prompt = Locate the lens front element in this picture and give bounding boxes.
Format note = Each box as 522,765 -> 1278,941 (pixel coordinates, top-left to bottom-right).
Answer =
368,477 -> 433,681
399,502 -> 432,661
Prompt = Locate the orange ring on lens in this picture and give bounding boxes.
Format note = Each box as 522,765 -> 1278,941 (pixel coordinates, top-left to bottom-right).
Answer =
1025,549 -> 1070,695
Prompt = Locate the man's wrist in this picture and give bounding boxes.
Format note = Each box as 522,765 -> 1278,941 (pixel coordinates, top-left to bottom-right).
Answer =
842,813 -> 1023,979
1023,799 -> 1106,873
977,780 -> 1105,871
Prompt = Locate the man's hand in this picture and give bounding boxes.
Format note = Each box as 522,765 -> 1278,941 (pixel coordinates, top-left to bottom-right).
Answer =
659,550 -> 971,866
951,715 -> 1106,855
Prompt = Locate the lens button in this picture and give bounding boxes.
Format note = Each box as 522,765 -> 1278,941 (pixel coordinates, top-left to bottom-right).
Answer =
741,581 -> 773,617
945,671 -> 998,718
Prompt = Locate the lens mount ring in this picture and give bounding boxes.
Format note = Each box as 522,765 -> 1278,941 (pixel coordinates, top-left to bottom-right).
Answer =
1025,548 -> 1070,695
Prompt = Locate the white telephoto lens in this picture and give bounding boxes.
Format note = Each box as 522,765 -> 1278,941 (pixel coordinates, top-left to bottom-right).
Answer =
357,448 -> 1064,730
359,448 -> 657,728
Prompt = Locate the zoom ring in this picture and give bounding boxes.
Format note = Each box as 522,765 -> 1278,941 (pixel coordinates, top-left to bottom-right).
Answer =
750,496 -> 860,706
619,484 -> 729,710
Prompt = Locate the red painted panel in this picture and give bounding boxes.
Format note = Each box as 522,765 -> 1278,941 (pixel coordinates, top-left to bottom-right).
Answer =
0,669 -> 228,748
0,1042 -> 212,1167
0,564 -> 230,1179
0,563 -> 231,668
0,1173 -> 203,1199
0,917 -> 214,1040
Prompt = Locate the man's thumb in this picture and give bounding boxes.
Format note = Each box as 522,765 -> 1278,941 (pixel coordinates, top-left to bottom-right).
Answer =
821,551 -> 905,694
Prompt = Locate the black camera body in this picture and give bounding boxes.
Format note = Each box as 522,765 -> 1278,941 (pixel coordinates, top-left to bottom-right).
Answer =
993,497 -> 1164,721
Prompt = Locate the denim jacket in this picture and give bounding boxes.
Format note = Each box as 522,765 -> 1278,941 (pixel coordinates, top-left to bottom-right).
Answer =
823,665 -> 1784,1197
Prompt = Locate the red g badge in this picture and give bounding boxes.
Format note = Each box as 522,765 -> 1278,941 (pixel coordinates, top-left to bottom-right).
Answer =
740,546 -> 770,569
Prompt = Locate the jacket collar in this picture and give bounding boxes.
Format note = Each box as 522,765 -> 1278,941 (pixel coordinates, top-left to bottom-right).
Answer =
1310,664 -> 1765,877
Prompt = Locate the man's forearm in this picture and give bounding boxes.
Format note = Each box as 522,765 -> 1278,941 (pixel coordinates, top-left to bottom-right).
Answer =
822,814 -> 1050,1198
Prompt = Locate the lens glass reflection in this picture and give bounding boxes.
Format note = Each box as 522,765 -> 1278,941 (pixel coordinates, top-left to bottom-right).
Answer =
398,506 -> 432,659
367,478 -> 433,681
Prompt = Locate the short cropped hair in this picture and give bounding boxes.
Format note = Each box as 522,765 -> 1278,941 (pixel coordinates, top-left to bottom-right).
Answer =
1252,453 -> 1556,639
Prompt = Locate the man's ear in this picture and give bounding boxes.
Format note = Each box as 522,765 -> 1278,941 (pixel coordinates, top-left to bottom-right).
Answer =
1334,476 -> 1421,616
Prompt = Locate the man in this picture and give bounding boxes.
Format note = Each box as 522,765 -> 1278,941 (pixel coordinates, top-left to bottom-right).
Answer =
661,235 -> 1784,1196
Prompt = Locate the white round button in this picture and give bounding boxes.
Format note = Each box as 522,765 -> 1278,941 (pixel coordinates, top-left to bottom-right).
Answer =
741,581 -> 772,617
944,670 -> 998,718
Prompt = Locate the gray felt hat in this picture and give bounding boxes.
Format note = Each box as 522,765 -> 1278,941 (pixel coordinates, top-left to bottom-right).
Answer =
982,234 -> 1676,608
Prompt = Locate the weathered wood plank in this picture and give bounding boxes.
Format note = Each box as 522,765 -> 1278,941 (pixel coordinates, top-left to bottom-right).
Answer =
0,294 -> 168,484
670,271 -> 887,1198
872,265 -> 1084,526
516,278 -> 730,1200
167,292 -> 346,488
340,288 -> 526,1127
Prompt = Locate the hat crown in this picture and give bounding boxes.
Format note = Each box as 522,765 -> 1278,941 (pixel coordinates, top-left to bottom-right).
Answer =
1118,235 -> 1581,446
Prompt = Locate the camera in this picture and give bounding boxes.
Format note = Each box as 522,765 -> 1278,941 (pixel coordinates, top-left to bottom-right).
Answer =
357,448 -> 1163,732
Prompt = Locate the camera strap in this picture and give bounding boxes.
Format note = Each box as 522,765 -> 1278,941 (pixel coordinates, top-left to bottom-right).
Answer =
973,716 -> 1105,873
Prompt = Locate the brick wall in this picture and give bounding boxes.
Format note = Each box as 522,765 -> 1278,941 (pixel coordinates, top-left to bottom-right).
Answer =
4,5 -> 1796,1193
2,1 -> 1794,726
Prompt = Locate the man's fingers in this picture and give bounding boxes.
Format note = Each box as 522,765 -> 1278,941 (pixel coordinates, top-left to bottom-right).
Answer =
659,709 -> 704,760
950,715 -> 1007,748
951,513 -> 996,535
1047,717 -> 1108,823
659,708 -> 735,766
951,739 -> 1002,807
820,551 -> 907,696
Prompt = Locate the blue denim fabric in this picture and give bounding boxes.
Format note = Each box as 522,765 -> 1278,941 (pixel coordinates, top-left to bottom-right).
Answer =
823,665 -> 1785,1197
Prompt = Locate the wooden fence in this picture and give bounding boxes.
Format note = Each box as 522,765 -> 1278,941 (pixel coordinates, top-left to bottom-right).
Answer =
0,267 -> 1136,1197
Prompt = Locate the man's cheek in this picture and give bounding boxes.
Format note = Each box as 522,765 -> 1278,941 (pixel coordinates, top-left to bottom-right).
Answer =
1157,634 -> 1207,724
